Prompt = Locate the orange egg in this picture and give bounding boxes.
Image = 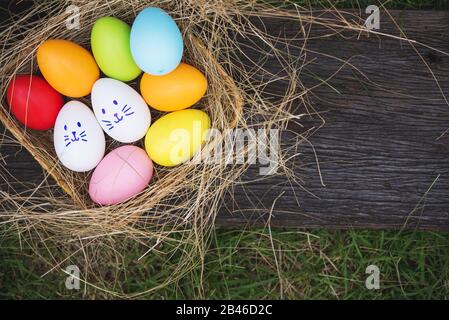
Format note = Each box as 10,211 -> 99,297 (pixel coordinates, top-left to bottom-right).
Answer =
37,39 -> 100,98
140,63 -> 207,112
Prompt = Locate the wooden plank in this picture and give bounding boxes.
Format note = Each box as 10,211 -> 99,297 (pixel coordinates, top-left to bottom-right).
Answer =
2,9 -> 449,230
216,9 -> 449,230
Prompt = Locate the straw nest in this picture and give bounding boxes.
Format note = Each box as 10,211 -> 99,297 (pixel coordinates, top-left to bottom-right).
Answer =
0,0 -> 376,296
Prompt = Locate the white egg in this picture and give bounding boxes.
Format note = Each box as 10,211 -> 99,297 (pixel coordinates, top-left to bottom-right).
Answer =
91,78 -> 151,143
54,101 -> 106,172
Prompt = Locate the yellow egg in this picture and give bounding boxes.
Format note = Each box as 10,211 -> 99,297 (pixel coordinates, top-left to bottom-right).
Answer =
145,109 -> 210,166
37,39 -> 100,97
140,63 -> 207,112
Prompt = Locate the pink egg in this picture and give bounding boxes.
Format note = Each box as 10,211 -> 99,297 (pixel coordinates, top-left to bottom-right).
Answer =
89,145 -> 153,205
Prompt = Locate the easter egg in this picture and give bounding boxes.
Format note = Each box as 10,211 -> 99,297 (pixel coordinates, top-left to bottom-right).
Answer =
37,39 -> 100,97
89,145 -> 153,205
140,63 -> 207,112
6,75 -> 63,130
91,78 -> 151,143
54,101 -> 105,172
145,109 -> 210,166
91,17 -> 141,81
130,7 -> 183,76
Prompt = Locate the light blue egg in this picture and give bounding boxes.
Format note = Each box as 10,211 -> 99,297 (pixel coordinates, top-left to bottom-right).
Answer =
130,7 -> 183,76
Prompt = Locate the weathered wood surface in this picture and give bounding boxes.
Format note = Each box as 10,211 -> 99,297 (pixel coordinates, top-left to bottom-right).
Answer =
2,9 -> 449,230
216,9 -> 449,230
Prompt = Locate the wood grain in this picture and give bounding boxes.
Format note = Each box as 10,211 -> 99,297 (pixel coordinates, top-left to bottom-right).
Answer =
216,9 -> 449,230
2,9 -> 449,230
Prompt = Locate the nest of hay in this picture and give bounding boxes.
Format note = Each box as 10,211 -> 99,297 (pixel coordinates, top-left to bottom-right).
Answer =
0,0 -> 248,233
0,0 -> 372,296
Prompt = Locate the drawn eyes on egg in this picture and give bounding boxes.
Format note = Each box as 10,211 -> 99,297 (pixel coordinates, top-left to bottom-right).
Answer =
100,100 -> 118,116
63,122 -> 82,131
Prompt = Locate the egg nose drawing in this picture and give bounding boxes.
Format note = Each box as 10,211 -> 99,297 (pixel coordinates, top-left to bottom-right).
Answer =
113,112 -> 124,123
71,131 -> 80,141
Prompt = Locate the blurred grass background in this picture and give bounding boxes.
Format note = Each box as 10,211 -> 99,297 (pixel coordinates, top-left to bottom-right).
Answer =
1,0 -> 449,299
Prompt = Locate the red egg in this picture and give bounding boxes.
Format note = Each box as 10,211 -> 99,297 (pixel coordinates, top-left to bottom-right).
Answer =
6,75 -> 64,130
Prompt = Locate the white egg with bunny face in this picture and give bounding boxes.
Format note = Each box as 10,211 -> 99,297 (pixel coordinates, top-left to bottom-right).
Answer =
91,78 -> 151,143
54,101 -> 106,172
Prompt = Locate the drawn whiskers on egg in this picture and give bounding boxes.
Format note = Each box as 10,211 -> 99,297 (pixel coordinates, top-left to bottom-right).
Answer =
102,119 -> 115,130
79,130 -> 88,142
64,135 -> 71,147
122,105 -> 135,116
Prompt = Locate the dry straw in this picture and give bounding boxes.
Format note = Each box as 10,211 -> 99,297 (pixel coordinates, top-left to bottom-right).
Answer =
0,0 -> 390,297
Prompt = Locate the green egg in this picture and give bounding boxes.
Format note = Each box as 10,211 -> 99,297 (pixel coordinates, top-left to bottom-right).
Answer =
91,16 -> 141,81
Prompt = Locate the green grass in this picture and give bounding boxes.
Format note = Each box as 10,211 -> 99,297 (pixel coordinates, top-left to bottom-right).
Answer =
1,228 -> 449,299
1,0 -> 449,300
